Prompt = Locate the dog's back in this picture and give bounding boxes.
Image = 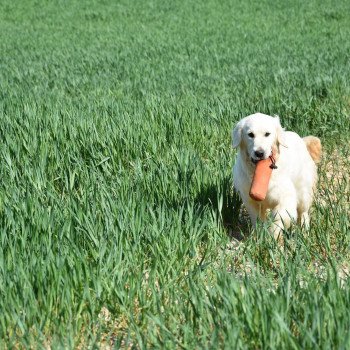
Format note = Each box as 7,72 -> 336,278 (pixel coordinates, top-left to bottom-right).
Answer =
303,136 -> 322,164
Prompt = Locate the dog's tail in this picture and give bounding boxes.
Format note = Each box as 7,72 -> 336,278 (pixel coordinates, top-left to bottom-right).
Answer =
303,136 -> 322,164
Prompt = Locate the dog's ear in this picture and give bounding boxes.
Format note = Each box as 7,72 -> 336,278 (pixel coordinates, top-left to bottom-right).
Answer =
232,120 -> 243,148
274,115 -> 286,152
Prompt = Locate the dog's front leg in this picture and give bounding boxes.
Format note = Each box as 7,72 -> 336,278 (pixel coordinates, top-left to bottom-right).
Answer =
243,197 -> 267,227
271,202 -> 297,241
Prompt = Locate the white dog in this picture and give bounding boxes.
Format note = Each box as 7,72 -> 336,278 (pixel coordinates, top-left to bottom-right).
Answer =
232,113 -> 322,240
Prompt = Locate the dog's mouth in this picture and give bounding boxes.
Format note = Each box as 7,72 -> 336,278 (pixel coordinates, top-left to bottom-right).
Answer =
248,149 -> 274,165
250,153 -> 271,164
250,151 -> 278,169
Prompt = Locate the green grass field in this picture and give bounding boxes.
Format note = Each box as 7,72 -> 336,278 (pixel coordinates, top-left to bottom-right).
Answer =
1,0 -> 350,348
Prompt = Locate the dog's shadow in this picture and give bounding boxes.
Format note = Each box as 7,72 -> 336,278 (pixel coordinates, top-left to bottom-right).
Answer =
194,176 -> 249,241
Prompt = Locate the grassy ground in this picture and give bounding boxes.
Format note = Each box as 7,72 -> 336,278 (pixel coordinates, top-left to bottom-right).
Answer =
0,0 -> 349,348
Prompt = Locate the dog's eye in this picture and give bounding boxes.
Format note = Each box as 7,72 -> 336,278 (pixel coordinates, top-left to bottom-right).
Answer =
248,132 -> 255,138
265,132 -> 271,137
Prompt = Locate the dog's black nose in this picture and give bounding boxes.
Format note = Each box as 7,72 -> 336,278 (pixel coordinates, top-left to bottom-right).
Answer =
254,150 -> 264,158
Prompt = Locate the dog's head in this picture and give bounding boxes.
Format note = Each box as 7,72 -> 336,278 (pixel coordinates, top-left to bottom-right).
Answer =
232,113 -> 284,163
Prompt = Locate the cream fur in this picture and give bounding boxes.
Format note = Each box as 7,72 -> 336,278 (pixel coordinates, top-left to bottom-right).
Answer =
232,113 -> 321,240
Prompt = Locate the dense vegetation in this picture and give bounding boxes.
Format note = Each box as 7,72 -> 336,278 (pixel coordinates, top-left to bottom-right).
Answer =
0,0 -> 349,348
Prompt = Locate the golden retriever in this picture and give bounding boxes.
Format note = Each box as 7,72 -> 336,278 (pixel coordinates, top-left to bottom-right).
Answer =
232,113 -> 321,240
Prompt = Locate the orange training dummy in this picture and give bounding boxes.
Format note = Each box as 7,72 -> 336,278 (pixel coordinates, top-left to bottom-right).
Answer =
249,150 -> 277,201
